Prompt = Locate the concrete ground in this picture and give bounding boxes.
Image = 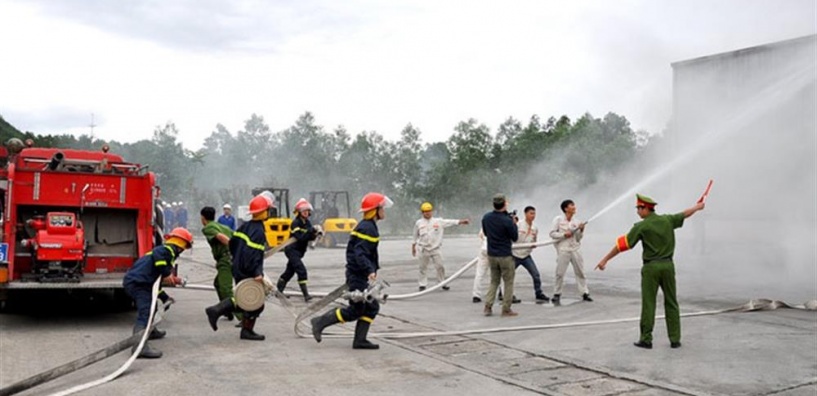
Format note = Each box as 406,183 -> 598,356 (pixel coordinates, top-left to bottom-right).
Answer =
0,234 -> 815,396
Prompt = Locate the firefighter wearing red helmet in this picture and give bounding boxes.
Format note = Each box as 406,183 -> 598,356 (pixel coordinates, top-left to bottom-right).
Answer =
206,194 -> 272,341
122,227 -> 192,359
276,198 -> 321,301
310,192 -> 393,349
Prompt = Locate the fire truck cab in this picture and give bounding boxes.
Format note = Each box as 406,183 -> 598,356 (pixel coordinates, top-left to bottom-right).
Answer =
0,139 -> 160,304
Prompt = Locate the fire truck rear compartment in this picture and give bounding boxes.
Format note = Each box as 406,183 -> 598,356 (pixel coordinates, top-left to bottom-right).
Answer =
15,206 -> 138,281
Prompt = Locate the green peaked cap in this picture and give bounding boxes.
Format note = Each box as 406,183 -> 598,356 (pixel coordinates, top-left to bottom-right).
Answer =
636,194 -> 657,205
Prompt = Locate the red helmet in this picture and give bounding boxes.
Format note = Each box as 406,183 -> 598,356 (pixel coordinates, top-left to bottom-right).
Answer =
359,192 -> 394,212
249,194 -> 272,214
294,198 -> 313,213
164,227 -> 194,247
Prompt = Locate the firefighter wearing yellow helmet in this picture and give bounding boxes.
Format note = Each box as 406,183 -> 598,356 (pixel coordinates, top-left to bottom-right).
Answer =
412,201 -> 470,291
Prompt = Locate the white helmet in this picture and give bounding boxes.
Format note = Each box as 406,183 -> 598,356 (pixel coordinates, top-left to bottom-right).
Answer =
223,203 -> 232,210
294,198 -> 313,213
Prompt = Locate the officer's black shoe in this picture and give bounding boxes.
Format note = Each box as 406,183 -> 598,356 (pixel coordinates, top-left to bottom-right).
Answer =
511,296 -> 521,304
671,342 -> 682,349
352,320 -> 379,350
149,327 -> 166,340
240,318 -> 265,341
633,341 -> 653,349
277,278 -> 290,299
552,294 -> 561,306
418,286 -> 426,291
441,285 -> 450,291
225,312 -> 234,321
311,309 -> 341,343
535,294 -> 550,304
582,293 -> 594,302
472,296 -> 482,303
205,299 -> 234,331
132,325 -> 162,359
299,283 -> 313,302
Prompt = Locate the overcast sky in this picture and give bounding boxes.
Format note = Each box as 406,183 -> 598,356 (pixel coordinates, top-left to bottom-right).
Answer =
1,0 -> 814,149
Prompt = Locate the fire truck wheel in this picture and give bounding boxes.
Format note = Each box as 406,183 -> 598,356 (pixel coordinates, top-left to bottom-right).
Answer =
112,289 -> 135,311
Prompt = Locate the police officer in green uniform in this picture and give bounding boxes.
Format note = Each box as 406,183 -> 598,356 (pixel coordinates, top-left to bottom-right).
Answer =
595,194 -> 704,349
200,206 -> 236,321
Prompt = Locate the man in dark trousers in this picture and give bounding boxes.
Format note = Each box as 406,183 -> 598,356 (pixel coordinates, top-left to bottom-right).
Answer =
205,194 -> 272,341
481,194 -> 519,317
310,192 -> 393,350
596,194 -> 705,349
277,198 -> 322,301
122,227 -> 191,358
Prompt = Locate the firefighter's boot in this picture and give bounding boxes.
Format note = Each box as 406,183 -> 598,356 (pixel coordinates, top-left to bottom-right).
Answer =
276,278 -> 290,299
239,318 -> 265,341
149,327 -> 166,340
352,320 -> 379,350
310,309 -> 341,343
299,283 -> 313,302
205,299 -> 234,331
132,325 -> 162,359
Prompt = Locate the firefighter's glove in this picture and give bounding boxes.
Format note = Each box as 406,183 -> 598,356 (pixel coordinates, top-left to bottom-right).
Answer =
164,275 -> 186,287
312,225 -> 324,237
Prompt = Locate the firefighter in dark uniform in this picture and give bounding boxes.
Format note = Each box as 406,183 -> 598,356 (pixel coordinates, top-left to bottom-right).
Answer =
205,194 -> 272,341
277,198 -> 321,301
310,192 -> 393,350
596,194 -> 705,349
122,227 -> 192,359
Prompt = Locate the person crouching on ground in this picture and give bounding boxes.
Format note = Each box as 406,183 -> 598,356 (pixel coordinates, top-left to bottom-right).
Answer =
122,227 -> 192,359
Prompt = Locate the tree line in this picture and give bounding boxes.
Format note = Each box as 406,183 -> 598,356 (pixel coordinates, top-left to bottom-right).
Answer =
1,112 -> 659,234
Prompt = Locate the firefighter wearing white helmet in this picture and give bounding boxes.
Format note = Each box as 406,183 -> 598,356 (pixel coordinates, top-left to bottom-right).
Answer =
412,201 -> 470,291
310,192 -> 392,350
276,198 -> 322,301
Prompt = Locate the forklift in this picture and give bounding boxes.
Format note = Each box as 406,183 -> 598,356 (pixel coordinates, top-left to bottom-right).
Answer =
308,191 -> 357,248
251,187 -> 292,248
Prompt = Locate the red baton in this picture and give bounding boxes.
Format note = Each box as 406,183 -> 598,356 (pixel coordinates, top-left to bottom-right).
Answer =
697,179 -> 713,204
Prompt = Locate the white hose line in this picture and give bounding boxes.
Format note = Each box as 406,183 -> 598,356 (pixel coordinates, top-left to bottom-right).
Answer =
296,299 -> 817,340
388,239 -> 557,300
388,258 -> 478,300
48,279 -> 163,396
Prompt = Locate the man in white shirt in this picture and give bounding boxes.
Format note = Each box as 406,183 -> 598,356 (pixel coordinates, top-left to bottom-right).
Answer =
549,199 -> 592,305
513,206 -> 550,303
412,202 -> 470,291
471,230 -> 489,303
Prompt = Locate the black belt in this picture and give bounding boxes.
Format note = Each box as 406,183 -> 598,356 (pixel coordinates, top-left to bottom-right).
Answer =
643,258 -> 673,265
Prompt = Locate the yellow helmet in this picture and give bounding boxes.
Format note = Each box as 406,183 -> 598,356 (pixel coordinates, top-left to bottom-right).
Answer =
420,202 -> 433,212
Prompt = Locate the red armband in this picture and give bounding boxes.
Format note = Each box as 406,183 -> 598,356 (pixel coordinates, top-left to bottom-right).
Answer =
616,235 -> 630,252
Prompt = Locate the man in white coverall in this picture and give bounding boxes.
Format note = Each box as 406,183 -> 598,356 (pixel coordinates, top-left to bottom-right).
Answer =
471,230 -> 489,303
549,199 -> 592,305
412,202 -> 470,291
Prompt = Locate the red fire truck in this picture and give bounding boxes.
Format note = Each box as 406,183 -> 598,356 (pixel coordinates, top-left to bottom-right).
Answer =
0,140 -> 162,306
